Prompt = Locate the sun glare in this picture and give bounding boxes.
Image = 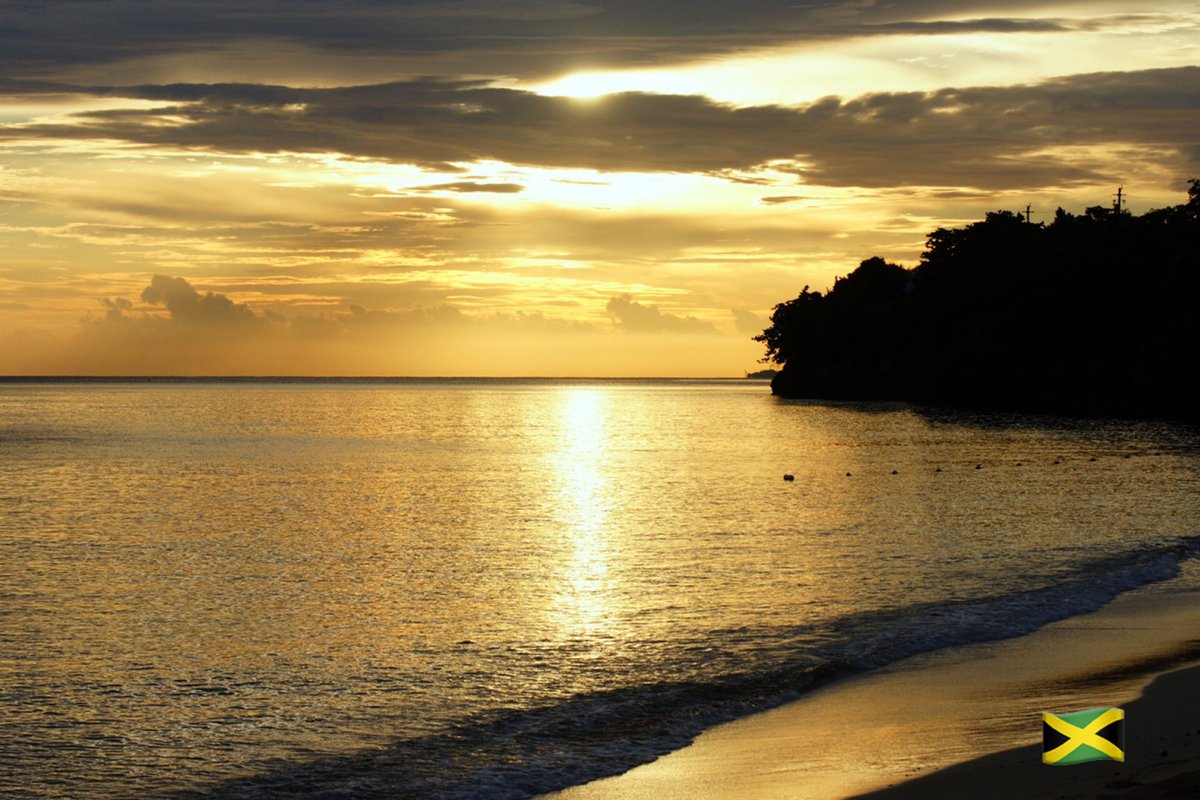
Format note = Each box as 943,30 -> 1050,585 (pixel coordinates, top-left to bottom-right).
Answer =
529,13 -> 1200,107
532,69 -> 709,99
551,389 -> 614,636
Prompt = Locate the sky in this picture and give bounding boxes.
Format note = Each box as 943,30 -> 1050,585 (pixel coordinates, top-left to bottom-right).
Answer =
1,0 -> 1198,376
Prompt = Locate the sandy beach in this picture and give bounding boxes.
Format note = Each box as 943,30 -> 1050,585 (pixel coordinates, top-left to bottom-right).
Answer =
543,568 -> 1200,800
851,662 -> 1200,799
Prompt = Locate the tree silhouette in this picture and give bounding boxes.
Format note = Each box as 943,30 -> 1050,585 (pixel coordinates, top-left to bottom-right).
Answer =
756,181 -> 1200,418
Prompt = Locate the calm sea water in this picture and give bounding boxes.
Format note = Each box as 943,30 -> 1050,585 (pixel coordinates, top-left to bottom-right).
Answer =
2,380 -> 1198,799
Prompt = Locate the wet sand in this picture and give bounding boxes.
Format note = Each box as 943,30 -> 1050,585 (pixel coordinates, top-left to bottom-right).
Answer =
541,572 -> 1200,800
852,661 -> 1200,799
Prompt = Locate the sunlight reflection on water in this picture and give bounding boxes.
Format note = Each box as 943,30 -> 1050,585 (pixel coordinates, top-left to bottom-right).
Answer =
553,388 -> 614,639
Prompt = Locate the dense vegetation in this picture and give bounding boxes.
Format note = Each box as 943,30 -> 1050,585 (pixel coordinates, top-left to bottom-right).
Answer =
757,181 -> 1200,418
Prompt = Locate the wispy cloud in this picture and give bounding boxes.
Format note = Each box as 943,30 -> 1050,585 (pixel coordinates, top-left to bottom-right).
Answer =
411,181 -> 526,194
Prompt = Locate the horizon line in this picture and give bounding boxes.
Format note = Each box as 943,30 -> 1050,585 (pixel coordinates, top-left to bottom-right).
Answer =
0,374 -> 774,383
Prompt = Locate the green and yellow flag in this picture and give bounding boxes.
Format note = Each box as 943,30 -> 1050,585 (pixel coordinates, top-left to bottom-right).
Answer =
1042,707 -> 1124,765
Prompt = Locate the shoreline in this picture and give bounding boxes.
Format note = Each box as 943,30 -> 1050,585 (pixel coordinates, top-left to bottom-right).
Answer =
541,567 -> 1200,800
851,660 -> 1200,799
769,381 -> 1200,423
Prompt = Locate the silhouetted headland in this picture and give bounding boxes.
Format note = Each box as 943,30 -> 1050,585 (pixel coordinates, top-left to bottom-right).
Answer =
757,180 -> 1200,419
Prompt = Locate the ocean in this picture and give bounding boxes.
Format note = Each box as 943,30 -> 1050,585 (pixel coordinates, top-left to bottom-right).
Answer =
2,379 -> 1198,799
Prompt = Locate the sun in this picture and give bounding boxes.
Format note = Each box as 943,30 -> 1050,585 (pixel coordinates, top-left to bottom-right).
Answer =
531,69 -> 706,100
535,71 -> 627,99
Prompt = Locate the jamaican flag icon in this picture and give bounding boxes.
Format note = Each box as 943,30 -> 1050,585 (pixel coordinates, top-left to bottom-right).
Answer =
1042,707 -> 1125,765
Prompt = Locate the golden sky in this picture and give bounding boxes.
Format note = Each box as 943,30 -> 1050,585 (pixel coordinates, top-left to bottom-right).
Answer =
2,0 -> 1198,375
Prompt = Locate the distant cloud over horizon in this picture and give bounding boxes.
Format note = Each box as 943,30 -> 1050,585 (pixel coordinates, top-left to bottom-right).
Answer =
606,294 -> 719,334
0,275 -> 756,376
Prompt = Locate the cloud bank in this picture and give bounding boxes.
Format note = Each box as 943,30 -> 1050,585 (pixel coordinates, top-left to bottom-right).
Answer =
0,1 -> 1107,81
1,276 -> 755,376
6,67 -> 1197,189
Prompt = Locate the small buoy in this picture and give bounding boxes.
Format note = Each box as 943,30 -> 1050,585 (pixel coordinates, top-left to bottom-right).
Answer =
845,471 -> 852,477
1089,457 -> 1097,462
975,464 -> 982,470
935,467 -> 942,473
1016,462 -> 1023,467
891,469 -> 899,475
1124,454 -> 1132,459
1054,458 -> 1062,465
783,473 -> 795,481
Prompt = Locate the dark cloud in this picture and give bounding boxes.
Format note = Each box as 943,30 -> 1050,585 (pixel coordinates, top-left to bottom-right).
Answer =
851,17 -> 1069,35
140,274 -> 261,326
731,308 -> 766,335
412,181 -> 526,193
760,195 -> 806,205
606,294 -> 717,333
0,1 -> 1114,83
0,1 -> 798,79
101,296 -> 133,322
8,67 -> 1199,189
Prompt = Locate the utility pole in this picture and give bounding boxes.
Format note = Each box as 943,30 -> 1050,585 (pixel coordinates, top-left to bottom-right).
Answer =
1025,203 -> 1033,224
1112,186 -> 1125,214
